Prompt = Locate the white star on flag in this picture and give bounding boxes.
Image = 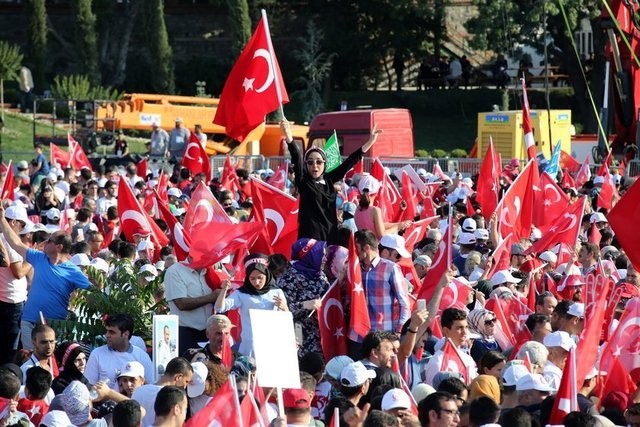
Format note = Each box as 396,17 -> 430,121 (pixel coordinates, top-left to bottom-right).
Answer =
242,77 -> 255,92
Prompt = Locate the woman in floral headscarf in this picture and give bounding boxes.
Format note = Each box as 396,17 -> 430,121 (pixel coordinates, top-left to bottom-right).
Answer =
467,308 -> 503,362
277,238 -> 331,355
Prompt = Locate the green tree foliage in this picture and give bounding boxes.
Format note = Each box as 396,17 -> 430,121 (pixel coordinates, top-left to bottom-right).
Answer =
52,74 -> 121,100
0,41 -> 23,121
71,0 -> 100,85
292,21 -> 335,122
144,0 -> 175,93
298,0 -> 433,91
465,0 -> 602,132
52,261 -> 165,345
227,0 -> 251,59
24,0 -> 47,91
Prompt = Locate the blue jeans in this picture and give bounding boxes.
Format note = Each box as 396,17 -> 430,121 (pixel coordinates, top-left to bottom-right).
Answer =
0,301 -> 24,363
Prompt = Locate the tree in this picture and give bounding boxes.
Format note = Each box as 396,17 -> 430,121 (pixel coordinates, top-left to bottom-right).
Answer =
24,0 -> 47,91
465,0 -> 602,134
227,0 -> 251,59
292,22 -> 335,122
72,0 -> 100,85
144,0 -> 175,93
0,41 -> 23,122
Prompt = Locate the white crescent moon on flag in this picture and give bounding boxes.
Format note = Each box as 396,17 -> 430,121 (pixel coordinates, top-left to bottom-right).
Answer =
121,209 -> 151,233
404,227 -> 423,249
173,224 -> 190,252
323,298 -> 344,330
252,48 -> 275,93
264,208 -> 285,244
557,213 -> 577,234
428,236 -> 447,270
184,142 -> 200,161
500,196 -> 521,229
194,200 -> 214,223
544,183 -> 561,204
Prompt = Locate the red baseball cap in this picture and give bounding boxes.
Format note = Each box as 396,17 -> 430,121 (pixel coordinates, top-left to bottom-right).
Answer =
283,388 -> 310,409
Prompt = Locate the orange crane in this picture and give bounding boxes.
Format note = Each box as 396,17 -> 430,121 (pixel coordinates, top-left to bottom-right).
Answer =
94,93 -> 309,156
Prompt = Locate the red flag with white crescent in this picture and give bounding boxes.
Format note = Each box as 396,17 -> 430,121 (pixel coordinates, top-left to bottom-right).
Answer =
50,142 -> 71,169
249,177 -> 299,258
213,13 -> 289,142
533,171 -> 570,228
600,297 -> 640,383
415,213 -> 452,301
400,171 -> 417,221
183,182 -> 232,233
403,216 -> 438,253
575,156 -> 592,188
155,191 -> 191,262
220,155 -> 240,195
548,348 -> 578,425
117,179 -> 169,249
347,233 -> 371,342
441,338 -> 471,384
181,133 -> 211,181
476,139 -> 501,216
68,134 -> 93,171
521,79 -> 537,161
496,159 -> 538,241
317,280 -> 347,361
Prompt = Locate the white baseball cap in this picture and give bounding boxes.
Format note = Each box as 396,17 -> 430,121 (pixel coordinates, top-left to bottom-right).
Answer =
90,257 -> 110,274
593,176 -> 605,185
381,388 -> 412,411
515,373 -> 553,392
462,218 -> 477,232
491,270 -> 521,287
118,361 -> 145,379
340,361 -> 376,387
5,205 -> 29,223
379,234 -> 411,258
590,212 -> 608,223
539,251 -> 557,265
502,363 -> 529,387
458,232 -> 476,245
46,208 -> 61,220
543,331 -> 576,351
324,355 -> 354,380
187,362 -> 208,398
167,188 -> 182,198
474,228 -> 489,240
139,264 -> 158,281
358,175 -> 381,195
69,253 -> 91,267
567,302 -> 585,318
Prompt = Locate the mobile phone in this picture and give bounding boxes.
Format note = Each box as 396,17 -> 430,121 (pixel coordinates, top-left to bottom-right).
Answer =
417,299 -> 427,311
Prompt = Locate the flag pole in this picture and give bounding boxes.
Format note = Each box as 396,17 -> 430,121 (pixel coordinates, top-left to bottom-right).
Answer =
307,279 -> 339,318
261,9 -> 285,106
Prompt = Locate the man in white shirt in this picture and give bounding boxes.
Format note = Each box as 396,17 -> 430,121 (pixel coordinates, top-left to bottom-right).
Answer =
131,358 -> 195,427
542,330 -> 575,391
85,314 -> 155,388
96,180 -> 118,216
0,205 -> 30,361
163,260 -> 216,355
423,307 -> 478,385
149,386 -> 188,427
20,324 -> 56,380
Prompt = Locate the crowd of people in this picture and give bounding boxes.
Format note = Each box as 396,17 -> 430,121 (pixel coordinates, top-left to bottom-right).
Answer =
0,121 -> 637,427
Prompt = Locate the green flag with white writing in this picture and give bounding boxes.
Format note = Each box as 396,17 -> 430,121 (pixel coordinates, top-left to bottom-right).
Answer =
324,130 -> 341,172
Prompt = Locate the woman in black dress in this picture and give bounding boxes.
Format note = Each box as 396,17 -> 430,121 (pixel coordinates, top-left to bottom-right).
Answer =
281,121 -> 379,244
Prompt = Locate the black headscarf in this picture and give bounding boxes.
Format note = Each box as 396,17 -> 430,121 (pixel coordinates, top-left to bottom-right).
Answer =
238,253 -> 277,296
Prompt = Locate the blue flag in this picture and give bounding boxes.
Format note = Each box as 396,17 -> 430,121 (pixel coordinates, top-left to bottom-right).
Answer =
545,141 -> 562,179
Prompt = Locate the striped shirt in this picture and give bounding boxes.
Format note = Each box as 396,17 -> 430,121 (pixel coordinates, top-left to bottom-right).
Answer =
361,256 -> 411,335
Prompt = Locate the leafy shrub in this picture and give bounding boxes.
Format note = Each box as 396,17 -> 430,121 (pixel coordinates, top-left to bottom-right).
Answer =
52,74 -> 121,100
415,149 -> 429,158
450,148 -> 467,158
431,149 -> 448,158
51,260 -> 164,347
